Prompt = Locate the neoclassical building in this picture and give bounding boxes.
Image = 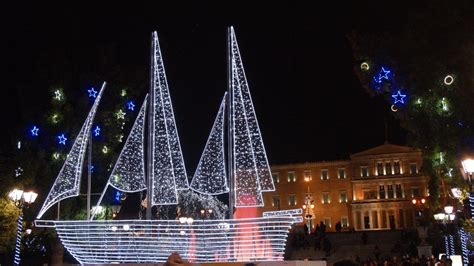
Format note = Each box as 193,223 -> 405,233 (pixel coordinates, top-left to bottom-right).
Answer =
258,143 -> 429,231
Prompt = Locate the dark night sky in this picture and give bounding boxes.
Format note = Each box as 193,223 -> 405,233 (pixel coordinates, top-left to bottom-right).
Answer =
4,2 -> 409,168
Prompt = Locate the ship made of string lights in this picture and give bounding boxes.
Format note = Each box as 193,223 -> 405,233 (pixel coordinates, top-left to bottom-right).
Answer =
35,27 -> 301,264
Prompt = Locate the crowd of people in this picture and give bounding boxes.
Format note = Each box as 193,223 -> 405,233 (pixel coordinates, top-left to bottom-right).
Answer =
339,254 -> 454,266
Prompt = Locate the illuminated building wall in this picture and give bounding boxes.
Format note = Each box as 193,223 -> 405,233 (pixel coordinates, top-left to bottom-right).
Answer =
259,143 -> 429,231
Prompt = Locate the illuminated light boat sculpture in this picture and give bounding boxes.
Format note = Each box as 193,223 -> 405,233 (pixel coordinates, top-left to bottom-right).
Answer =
35,27 -> 301,264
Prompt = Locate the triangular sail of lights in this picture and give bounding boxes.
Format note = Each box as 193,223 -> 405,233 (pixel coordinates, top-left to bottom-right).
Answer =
151,31 -> 189,205
230,28 -> 275,207
37,82 -> 106,219
190,93 -> 229,195
230,28 -> 274,193
108,95 -> 148,192
232,63 -> 263,207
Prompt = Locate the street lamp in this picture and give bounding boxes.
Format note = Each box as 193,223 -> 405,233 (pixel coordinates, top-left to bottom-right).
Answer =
434,205 -> 456,259
302,176 -> 315,234
8,189 -> 38,266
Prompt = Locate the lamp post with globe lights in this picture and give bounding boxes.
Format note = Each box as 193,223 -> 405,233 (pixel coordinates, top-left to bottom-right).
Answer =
434,205 -> 456,258
8,189 -> 38,266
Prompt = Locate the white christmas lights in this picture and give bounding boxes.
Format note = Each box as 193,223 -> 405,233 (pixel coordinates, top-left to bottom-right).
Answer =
54,90 -> 63,101
230,28 -> 275,207
14,213 -> 23,265
459,228 -> 469,265
231,28 -> 274,193
116,109 -> 126,120
263,209 -> 303,217
109,96 -> 148,192
360,62 -> 370,71
444,75 -> 454,85
190,93 -> 229,195
36,215 -> 297,264
151,31 -> 188,205
37,82 -> 106,219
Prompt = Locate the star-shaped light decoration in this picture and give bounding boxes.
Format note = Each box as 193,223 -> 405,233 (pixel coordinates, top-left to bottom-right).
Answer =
116,109 -> 126,120
30,126 -> 39,137
15,167 -> 24,177
392,90 -> 407,104
88,165 -> 94,173
374,67 -> 391,83
54,90 -> 63,101
52,152 -> 61,160
93,125 -> 101,137
115,191 -> 121,202
58,134 -> 68,145
127,101 -> 135,111
88,87 -> 98,98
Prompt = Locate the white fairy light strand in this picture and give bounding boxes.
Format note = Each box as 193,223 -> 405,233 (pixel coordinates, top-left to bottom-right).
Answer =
459,228 -> 469,265
190,93 -> 229,195
449,235 -> 455,256
230,28 -> 275,193
37,83 -> 106,219
263,209 -> 303,217
232,64 -> 263,207
14,213 -> 23,265
151,32 -> 188,205
35,216 -> 297,264
108,95 -> 148,192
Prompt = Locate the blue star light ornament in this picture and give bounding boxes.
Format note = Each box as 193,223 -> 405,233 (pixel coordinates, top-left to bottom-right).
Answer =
373,67 -> 391,84
93,125 -> 101,137
30,126 -> 39,137
58,134 -> 68,145
392,90 -> 407,105
88,87 -> 98,98
115,191 -> 121,203
127,101 -> 135,111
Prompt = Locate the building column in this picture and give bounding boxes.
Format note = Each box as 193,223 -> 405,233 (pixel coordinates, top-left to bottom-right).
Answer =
368,210 -> 373,229
394,209 -> 399,229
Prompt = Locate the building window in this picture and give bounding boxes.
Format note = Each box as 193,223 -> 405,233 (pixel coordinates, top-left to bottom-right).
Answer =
321,169 -> 329,180
341,217 -> 349,227
272,173 -> 280,184
287,171 -> 296,183
324,218 -> 332,228
322,193 -> 330,204
395,184 -> 403,198
288,194 -> 297,206
363,190 -> 377,200
411,187 -> 420,197
394,161 -> 401,175
360,166 -> 369,177
387,185 -> 394,198
379,185 -> 386,199
338,168 -> 346,179
385,162 -> 392,175
364,212 -> 370,229
340,191 -> 347,203
304,170 -> 312,181
410,163 -> 417,174
272,195 -> 280,208
377,162 -> 384,176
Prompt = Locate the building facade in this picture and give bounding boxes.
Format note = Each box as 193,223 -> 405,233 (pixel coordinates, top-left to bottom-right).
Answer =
259,143 -> 429,231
